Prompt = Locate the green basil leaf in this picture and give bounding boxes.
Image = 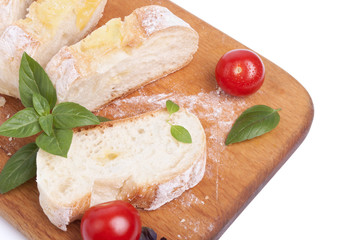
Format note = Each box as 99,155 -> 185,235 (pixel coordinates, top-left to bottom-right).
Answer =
225,105 -> 281,145
166,100 -> 180,115
19,52 -> 57,108
0,143 -> 38,194
36,129 -> 73,158
97,116 -> 111,122
0,108 -> 41,137
52,102 -> 99,129
33,93 -> 50,116
39,115 -> 53,136
170,125 -> 192,143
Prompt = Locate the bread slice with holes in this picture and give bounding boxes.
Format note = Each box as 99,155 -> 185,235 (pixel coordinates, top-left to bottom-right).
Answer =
0,0 -> 107,98
45,5 -> 199,111
36,108 -> 206,231
0,0 -> 33,34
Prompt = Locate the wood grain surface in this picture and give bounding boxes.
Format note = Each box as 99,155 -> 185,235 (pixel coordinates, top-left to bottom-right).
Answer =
0,0 -> 314,239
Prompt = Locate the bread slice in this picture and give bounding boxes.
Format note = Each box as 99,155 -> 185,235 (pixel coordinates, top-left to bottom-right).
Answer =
0,0 -> 33,34
0,0 -> 107,98
36,108 -> 206,231
45,5 -> 199,111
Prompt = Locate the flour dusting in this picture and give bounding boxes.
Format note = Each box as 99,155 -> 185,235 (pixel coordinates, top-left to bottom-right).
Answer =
99,88 -> 248,165
140,6 -> 190,36
177,193 -> 204,208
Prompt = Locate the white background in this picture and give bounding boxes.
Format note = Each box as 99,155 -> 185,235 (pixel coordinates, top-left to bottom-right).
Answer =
1,0 -> 361,239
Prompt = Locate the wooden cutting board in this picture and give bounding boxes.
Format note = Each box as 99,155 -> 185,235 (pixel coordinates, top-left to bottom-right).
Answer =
0,0 -> 314,239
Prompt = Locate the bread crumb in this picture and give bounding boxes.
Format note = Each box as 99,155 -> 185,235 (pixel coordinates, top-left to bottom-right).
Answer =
180,219 -> 185,223
8,137 -> 12,141
6,114 -> 10,119
205,195 -> 209,200
0,96 -> 5,107
7,152 -> 12,156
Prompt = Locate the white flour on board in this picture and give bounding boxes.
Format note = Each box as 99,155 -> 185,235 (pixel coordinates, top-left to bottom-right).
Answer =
98,88 -> 249,236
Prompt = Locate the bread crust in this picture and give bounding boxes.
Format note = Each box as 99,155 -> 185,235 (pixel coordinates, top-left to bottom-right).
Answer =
0,0 -> 107,98
0,25 -> 40,97
37,108 -> 207,231
0,0 -> 33,34
46,5 -> 199,111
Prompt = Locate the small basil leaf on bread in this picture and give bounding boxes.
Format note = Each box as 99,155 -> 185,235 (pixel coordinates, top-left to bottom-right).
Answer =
166,100 -> 180,115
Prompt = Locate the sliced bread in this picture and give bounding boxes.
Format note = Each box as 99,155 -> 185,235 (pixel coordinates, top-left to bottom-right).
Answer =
45,5 -> 199,111
36,108 -> 206,230
0,0 -> 33,34
0,0 -> 107,98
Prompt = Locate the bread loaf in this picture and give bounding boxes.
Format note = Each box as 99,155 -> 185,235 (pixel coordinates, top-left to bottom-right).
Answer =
36,108 -> 206,230
0,0 -> 107,98
0,0 -> 33,34
46,5 -> 199,111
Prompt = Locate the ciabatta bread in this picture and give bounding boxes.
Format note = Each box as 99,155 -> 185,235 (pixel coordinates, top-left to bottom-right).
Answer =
0,0 -> 107,98
36,108 -> 206,231
45,5 -> 199,111
0,0 -> 33,34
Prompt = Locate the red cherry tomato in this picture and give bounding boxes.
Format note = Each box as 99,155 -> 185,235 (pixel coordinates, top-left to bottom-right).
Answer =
81,201 -> 141,240
215,49 -> 265,96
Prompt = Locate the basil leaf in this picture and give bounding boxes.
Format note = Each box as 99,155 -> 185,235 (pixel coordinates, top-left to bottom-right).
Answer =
140,227 -> 157,240
19,52 -> 57,108
225,105 -> 281,145
52,102 -> 99,129
39,115 -> 53,136
36,129 -> 73,158
170,125 -> 192,143
0,143 -> 38,194
166,100 -> 180,115
97,116 -> 111,122
0,108 -> 41,138
33,93 -> 50,116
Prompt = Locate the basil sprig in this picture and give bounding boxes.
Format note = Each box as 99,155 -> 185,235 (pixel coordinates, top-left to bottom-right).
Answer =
166,100 -> 192,144
0,52 -> 103,193
226,105 -> 281,145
